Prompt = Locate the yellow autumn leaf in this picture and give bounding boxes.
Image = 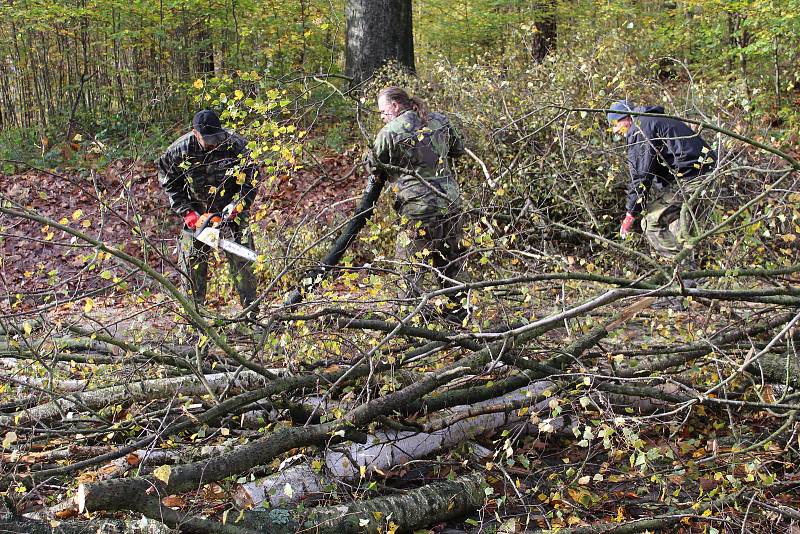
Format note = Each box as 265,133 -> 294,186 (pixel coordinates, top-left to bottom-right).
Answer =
72,209 -> 83,220
234,89 -> 244,100
153,464 -> 171,485
23,322 -> 32,335
3,431 -> 18,449
83,298 -> 94,314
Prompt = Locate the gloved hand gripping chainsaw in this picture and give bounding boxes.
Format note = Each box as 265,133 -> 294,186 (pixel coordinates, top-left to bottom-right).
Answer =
191,211 -> 258,263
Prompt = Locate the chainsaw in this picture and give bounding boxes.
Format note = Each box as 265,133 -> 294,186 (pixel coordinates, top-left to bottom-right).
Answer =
191,213 -> 258,262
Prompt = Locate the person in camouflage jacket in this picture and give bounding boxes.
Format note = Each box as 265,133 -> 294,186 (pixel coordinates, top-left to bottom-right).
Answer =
156,110 -> 258,308
372,86 -> 468,312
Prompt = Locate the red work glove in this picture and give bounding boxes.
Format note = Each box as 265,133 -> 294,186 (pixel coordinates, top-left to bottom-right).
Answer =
620,212 -> 635,239
183,210 -> 200,229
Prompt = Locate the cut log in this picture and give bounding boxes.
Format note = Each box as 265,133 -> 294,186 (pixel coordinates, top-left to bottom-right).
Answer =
236,472 -> 486,534
745,352 -> 800,389
234,381 -> 555,508
0,371 -> 274,426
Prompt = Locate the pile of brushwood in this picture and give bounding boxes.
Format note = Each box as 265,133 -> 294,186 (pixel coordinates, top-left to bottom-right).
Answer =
1,80 -> 800,533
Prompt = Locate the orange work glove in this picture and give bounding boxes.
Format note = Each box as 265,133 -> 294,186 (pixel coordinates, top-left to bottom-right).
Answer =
195,212 -> 222,230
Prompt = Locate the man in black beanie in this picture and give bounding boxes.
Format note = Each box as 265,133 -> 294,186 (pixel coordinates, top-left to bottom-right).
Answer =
156,110 -> 258,308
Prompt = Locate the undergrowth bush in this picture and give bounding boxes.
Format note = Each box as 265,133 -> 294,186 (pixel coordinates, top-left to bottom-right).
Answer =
357,29 -> 797,279
183,28 -> 798,301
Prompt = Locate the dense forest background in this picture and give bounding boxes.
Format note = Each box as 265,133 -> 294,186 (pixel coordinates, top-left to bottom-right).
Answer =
1,1 -> 799,534
1,0 -> 798,158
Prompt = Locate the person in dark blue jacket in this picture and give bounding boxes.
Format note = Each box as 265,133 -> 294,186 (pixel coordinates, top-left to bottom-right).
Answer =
608,100 -> 717,259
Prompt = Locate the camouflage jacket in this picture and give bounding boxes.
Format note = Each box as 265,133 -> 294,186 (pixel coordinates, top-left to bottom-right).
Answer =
156,130 -> 257,216
373,110 -> 465,220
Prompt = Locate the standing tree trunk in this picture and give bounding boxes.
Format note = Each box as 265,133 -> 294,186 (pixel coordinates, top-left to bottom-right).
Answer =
196,21 -> 215,75
532,0 -> 557,62
345,0 -> 414,86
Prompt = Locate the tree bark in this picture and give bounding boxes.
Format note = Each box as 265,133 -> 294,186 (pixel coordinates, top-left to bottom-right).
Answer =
345,0 -> 414,86
1,371 -> 271,427
237,472 -> 487,534
0,499 -> 171,534
0,517 -> 172,534
532,0 -> 557,62
234,382 -> 554,508
746,351 -> 800,389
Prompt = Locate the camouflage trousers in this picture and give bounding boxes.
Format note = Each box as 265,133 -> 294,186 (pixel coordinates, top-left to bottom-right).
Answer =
395,211 -> 468,305
640,176 -> 711,260
178,219 -> 257,307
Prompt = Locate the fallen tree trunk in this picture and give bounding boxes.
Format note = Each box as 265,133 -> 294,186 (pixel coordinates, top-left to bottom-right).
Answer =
0,516 -> 173,534
4,375 -> 91,393
745,352 -> 800,389
77,351 -> 488,517
234,320 -> 607,507
25,359 -> 385,484
234,382 -> 554,508
0,497 -> 171,534
1,371 -> 273,426
238,472 -> 487,534
616,311 -> 797,377
2,444 -> 121,465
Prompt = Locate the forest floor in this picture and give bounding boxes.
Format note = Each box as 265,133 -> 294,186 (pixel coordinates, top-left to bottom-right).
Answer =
2,152 -> 800,533
0,152 -> 361,301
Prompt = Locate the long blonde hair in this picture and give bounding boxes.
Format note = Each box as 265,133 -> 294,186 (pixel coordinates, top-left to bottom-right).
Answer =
378,86 -> 429,124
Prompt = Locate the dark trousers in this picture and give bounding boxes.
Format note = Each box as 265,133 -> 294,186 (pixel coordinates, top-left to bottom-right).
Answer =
178,220 -> 257,307
395,210 -> 468,305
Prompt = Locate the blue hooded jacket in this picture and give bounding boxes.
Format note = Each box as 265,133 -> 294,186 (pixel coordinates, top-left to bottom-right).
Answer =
624,106 -> 716,213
